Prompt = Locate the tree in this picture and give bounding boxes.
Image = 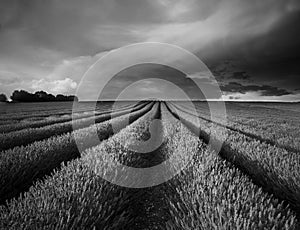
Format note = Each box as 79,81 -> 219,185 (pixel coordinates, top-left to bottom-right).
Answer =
34,91 -> 56,102
10,90 -> 35,102
10,90 -> 78,102
56,94 -> 78,101
0,93 -> 7,102
66,95 -> 78,102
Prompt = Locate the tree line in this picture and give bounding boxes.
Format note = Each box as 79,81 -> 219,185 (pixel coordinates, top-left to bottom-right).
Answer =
0,90 -> 78,103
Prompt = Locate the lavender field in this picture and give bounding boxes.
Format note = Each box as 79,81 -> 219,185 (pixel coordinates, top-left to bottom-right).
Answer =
0,101 -> 299,229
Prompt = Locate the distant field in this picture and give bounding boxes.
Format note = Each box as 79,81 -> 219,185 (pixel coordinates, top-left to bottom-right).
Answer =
0,101 -> 132,125
0,101 -> 299,229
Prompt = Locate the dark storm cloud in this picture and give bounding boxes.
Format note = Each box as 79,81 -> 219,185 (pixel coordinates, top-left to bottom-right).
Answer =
231,72 -> 251,80
212,67 -> 253,82
220,82 -> 292,96
209,56 -> 300,97
260,86 -> 292,97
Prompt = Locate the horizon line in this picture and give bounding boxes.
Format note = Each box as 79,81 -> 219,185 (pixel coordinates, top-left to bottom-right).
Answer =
76,99 -> 300,103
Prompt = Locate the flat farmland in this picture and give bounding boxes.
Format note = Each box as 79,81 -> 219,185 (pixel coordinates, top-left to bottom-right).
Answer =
0,101 -> 299,229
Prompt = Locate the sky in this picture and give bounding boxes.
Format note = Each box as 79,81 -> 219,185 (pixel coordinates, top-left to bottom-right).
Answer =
0,0 -> 299,101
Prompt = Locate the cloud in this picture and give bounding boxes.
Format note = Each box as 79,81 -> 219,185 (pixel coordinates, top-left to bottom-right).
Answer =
210,62 -> 253,82
222,91 -> 300,101
231,71 -> 251,80
259,85 -> 292,96
45,51 -> 109,82
220,82 -> 292,97
31,78 -> 77,95
0,71 -> 20,85
186,71 -> 215,80
229,96 -> 241,100
157,0 -> 221,22
144,0 -> 290,54
0,0 -> 165,56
